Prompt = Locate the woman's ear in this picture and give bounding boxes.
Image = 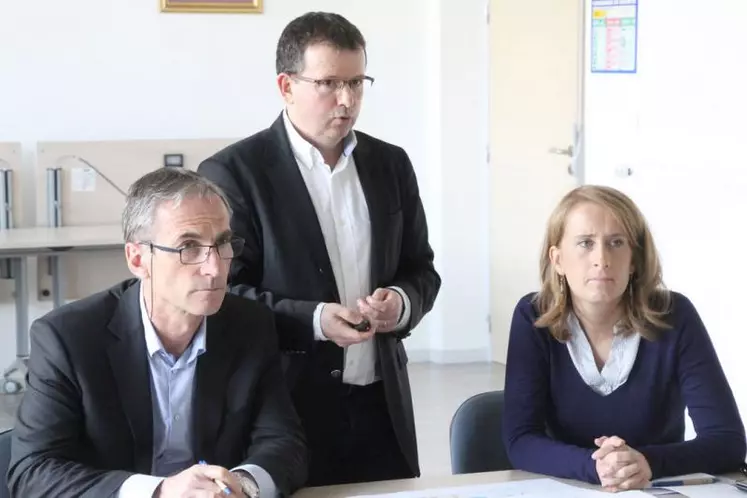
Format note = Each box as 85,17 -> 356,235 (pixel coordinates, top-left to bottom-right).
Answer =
549,245 -> 564,276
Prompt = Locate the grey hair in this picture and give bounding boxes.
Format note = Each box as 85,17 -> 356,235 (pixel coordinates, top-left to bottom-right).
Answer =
276,11 -> 367,75
122,168 -> 232,243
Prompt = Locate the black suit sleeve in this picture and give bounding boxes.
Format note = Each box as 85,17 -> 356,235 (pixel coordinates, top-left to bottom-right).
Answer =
199,158 -> 318,351
238,311 -> 308,496
389,149 -> 441,337
8,319 -> 131,498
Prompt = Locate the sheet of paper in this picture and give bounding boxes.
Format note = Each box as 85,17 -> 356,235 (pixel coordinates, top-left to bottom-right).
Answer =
348,478 -> 651,498
644,488 -> 687,496
590,0 -> 638,73
71,167 -> 96,192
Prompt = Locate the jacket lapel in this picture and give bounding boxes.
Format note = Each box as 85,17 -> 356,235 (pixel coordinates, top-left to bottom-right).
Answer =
353,138 -> 386,288
264,115 -> 338,299
192,307 -> 239,462
106,283 -> 154,474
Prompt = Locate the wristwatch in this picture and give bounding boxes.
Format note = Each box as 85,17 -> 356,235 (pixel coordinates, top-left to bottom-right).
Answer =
232,470 -> 260,498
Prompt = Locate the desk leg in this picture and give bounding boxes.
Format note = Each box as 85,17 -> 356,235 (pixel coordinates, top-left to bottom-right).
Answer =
3,256 -> 28,394
14,257 -> 28,356
51,255 -> 63,309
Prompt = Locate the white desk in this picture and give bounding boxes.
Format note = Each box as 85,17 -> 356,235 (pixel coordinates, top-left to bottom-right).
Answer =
293,471 -> 746,498
0,224 -> 123,393
0,224 -> 123,254
293,471 -> 542,498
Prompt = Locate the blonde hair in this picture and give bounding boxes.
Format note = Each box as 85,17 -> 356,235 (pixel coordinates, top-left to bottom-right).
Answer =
534,185 -> 671,341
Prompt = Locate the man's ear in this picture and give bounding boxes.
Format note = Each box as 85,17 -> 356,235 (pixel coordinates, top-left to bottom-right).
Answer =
277,73 -> 294,105
125,242 -> 149,280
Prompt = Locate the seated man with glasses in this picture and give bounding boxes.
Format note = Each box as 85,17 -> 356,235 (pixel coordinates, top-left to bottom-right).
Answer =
8,168 -> 307,498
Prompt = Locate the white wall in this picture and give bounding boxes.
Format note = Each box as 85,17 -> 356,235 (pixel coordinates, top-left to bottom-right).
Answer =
419,0 -> 491,363
0,0 -> 491,366
585,0 -> 747,437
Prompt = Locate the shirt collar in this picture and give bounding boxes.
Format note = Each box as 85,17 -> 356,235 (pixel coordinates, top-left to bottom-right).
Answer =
282,109 -> 357,170
139,283 -> 206,363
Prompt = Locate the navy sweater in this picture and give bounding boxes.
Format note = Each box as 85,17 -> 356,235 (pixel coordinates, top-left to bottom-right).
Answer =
502,291 -> 746,483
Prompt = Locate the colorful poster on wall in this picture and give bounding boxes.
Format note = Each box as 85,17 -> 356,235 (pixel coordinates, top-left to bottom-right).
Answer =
591,0 -> 638,73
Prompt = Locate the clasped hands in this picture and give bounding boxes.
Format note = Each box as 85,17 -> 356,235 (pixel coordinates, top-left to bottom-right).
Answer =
592,435 -> 652,492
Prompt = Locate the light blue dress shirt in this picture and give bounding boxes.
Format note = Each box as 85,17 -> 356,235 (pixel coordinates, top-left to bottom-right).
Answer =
116,285 -> 277,497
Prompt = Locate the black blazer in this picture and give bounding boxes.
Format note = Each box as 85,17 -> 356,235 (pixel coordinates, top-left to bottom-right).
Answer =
7,279 -> 307,498
198,114 -> 441,476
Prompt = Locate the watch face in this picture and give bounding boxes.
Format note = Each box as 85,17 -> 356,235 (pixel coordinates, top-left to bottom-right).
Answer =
235,472 -> 260,497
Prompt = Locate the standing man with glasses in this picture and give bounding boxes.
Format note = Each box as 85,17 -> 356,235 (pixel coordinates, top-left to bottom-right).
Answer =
199,11 -> 441,486
8,168 -> 307,498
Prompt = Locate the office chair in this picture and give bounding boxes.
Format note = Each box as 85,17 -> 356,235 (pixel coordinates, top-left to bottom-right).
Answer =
0,428 -> 11,498
449,390 -> 513,474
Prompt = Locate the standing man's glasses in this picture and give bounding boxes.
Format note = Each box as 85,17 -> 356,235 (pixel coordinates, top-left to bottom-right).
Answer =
290,75 -> 375,96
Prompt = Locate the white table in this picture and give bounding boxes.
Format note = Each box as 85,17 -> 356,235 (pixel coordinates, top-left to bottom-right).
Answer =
0,224 -> 123,393
292,470 -> 542,498
293,470 -> 746,498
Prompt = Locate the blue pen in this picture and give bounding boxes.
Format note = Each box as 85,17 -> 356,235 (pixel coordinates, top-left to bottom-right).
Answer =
198,460 -> 232,495
651,476 -> 718,487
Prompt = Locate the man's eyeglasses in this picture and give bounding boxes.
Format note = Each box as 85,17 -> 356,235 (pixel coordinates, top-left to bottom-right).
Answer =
291,74 -> 375,96
141,237 -> 245,265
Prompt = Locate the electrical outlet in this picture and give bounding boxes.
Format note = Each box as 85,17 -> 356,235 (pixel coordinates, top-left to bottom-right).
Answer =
163,153 -> 184,168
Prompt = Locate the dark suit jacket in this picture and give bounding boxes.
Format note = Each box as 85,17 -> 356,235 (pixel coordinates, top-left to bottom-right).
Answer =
7,279 -> 307,498
198,114 -> 441,476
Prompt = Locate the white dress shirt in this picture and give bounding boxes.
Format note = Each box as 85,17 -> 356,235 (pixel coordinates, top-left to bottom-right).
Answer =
282,111 -> 411,386
117,284 -> 277,497
565,312 -> 641,396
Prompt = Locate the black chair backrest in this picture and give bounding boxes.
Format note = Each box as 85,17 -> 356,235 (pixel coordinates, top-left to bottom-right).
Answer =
449,390 -> 512,474
0,429 -> 11,498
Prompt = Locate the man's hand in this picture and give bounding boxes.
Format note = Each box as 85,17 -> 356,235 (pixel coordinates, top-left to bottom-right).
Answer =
592,436 -> 652,492
321,303 -> 376,347
155,464 -> 243,497
357,288 -> 403,333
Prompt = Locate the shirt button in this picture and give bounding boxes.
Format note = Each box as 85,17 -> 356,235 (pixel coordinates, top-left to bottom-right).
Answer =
330,369 -> 342,379
174,415 -> 180,422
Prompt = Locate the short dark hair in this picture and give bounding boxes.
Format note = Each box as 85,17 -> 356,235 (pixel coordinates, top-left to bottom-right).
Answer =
276,12 -> 366,75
